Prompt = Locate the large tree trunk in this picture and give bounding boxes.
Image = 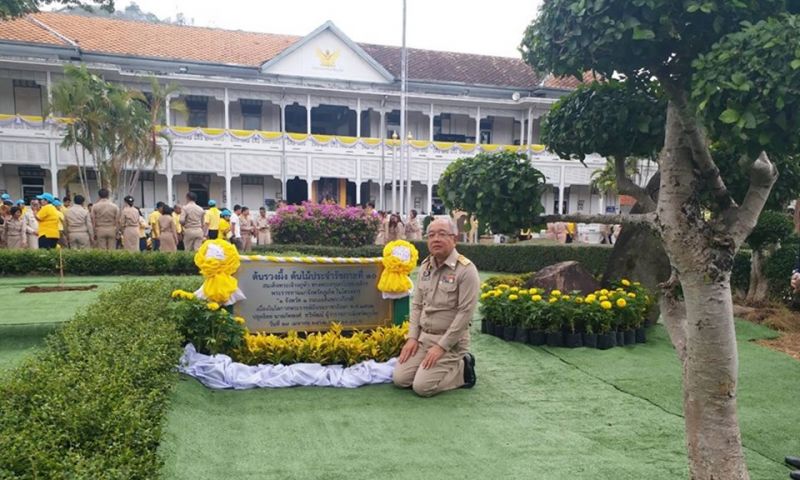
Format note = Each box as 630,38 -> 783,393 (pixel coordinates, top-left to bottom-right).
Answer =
745,247 -> 773,305
658,100 -> 751,480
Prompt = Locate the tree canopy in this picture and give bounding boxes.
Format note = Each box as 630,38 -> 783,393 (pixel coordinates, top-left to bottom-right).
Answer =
0,0 -> 113,19
437,151 -> 546,235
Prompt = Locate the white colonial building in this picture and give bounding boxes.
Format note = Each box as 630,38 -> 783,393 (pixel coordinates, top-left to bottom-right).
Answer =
0,12 -> 629,214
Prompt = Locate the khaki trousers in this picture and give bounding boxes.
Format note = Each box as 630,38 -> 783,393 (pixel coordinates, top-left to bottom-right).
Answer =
392,332 -> 467,397
27,234 -> 38,250
183,227 -> 204,251
69,232 -> 91,249
96,226 -> 117,250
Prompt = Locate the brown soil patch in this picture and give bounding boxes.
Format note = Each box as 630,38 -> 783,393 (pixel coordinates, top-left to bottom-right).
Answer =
21,285 -> 98,293
735,303 -> 800,359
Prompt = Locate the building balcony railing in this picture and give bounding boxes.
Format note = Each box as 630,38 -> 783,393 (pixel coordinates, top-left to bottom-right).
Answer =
0,114 -> 552,161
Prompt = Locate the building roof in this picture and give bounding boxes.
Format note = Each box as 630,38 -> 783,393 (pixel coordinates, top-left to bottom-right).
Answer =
0,12 -> 543,89
541,71 -> 598,90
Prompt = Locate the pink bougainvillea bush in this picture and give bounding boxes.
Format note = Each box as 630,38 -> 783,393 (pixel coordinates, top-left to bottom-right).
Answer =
269,202 -> 381,247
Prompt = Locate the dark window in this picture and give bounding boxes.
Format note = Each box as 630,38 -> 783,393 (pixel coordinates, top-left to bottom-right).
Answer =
240,99 -> 262,131
185,95 -> 208,128
284,103 -> 307,133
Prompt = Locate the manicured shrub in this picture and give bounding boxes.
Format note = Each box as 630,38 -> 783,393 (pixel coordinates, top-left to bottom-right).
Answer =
270,202 -> 381,247
0,277 -> 200,479
0,249 -> 199,276
166,290 -> 247,355
484,273 -> 534,288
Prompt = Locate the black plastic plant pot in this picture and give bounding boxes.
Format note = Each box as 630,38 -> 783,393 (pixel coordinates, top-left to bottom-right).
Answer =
503,326 -> 517,341
616,331 -> 625,346
514,326 -> 528,343
527,329 -> 546,346
635,327 -> 647,343
564,333 -> 583,348
482,319 -> 491,334
546,332 -> 564,347
624,329 -> 636,345
597,333 -> 616,350
582,333 -> 598,349
493,323 -> 505,337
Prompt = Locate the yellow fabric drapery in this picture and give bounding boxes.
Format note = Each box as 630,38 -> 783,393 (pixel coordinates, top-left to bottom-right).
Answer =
194,239 -> 241,304
377,240 -> 419,298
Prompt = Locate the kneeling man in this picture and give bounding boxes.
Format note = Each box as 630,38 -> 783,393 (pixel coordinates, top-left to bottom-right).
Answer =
393,217 -> 480,397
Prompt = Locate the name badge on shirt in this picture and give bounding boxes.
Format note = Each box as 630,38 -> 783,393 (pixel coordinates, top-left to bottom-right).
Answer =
441,274 -> 456,284
422,268 -> 432,281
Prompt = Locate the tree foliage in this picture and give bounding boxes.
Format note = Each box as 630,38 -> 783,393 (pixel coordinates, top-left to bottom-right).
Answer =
746,210 -> 794,252
0,0 -> 113,19
541,80 -> 665,162
437,152 -> 546,235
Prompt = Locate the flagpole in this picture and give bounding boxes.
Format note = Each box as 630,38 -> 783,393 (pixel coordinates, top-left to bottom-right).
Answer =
399,0 -> 407,216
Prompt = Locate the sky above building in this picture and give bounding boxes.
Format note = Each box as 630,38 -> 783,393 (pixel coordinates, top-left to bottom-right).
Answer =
112,0 -> 544,58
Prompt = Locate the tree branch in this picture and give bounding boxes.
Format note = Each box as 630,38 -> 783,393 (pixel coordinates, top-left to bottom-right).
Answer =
667,87 -> 736,211
543,212 -> 656,226
726,151 -> 778,247
659,268 -> 687,363
614,156 -> 656,211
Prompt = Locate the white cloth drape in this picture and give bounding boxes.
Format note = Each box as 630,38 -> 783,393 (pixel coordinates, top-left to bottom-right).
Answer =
179,344 -> 397,389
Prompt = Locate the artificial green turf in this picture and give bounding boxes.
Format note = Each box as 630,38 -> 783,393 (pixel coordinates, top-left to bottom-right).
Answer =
158,324 -> 794,480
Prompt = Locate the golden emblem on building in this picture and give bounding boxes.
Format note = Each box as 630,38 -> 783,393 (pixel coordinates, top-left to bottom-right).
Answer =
315,48 -> 340,68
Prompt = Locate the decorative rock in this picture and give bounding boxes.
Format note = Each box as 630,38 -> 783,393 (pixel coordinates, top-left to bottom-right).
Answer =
524,261 -> 601,294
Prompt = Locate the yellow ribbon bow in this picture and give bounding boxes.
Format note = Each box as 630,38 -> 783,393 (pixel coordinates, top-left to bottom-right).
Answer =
194,239 -> 241,304
377,240 -> 419,297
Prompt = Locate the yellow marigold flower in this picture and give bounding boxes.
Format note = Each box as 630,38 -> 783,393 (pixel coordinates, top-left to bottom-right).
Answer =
561,295 -> 571,301
575,297 -> 584,304
532,295 -> 542,302
628,293 -> 636,298
550,289 -> 561,297
509,294 -> 519,301
480,293 -> 489,300
498,284 -> 510,290
549,297 -> 558,304
616,298 -> 627,308
207,302 -> 220,311
633,281 -> 641,286
599,295 -> 608,301
585,294 -> 597,303
510,286 -> 519,292
601,300 -> 612,310
529,288 -> 538,295
234,316 -> 246,325
616,287 -> 625,292
600,289 -> 609,295
621,279 -> 631,286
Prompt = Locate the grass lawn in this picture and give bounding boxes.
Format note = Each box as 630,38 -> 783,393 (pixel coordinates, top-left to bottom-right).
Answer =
1,274 -> 797,479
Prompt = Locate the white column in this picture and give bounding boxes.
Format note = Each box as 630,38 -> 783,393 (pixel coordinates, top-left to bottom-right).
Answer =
558,165 -> 566,214
391,141 -> 397,212
306,156 -> 313,201
49,142 -> 58,197
519,113 -> 525,146
306,94 -> 312,135
379,109 -> 386,210
224,151 -> 232,209
166,152 -> 174,204
475,106 -> 481,144
527,107 -> 534,157
429,104 -> 434,142
356,98 -> 361,138
356,159 -> 362,205
406,135 -> 412,216
165,95 -> 171,126
45,71 -> 52,108
223,88 -> 230,130
599,192 -> 605,214
427,162 -> 433,215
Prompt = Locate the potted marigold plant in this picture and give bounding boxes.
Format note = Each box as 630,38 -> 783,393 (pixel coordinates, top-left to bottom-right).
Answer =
525,291 -> 547,346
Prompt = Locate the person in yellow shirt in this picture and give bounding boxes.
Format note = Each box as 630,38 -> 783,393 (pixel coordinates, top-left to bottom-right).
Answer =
148,202 -> 164,251
566,222 -> 577,244
219,209 -> 231,241
34,193 -> 60,249
204,199 -> 221,239
53,199 -> 68,248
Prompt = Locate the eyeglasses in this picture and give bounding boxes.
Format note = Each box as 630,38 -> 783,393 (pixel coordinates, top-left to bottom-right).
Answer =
428,231 -> 455,239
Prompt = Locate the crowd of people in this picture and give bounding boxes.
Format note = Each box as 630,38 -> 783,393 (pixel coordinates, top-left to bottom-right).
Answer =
0,190 -> 273,252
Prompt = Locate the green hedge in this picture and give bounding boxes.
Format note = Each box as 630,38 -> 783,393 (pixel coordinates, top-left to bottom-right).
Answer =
257,241 -> 615,276
0,277 -> 200,479
0,249 -> 199,276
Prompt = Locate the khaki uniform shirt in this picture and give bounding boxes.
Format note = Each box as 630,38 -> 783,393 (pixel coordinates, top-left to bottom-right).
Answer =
181,202 -> 205,230
65,205 -> 93,234
409,248 -> 480,351
92,199 -> 120,228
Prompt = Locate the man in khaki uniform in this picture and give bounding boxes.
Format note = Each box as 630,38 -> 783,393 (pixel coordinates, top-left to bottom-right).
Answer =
91,188 -> 120,250
393,217 -> 479,397
65,194 -> 93,249
180,192 -> 205,251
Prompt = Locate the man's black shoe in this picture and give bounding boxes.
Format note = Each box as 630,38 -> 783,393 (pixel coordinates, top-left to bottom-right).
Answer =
789,470 -> 800,480
787,457 -> 800,469
463,353 -> 476,388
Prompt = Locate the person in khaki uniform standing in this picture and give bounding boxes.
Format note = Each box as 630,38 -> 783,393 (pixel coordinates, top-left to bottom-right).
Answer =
393,217 -> 479,397
119,196 -> 140,252
180,192 -> 205,251
255,206 -> 271,246
65,194 -> 93,249
92,188 -> 120,250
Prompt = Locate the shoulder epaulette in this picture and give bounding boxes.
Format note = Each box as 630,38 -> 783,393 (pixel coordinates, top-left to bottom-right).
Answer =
457,255 -> 471,266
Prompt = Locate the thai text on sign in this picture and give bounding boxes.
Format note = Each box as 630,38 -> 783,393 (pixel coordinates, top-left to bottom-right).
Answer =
234,256 -> 393,334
